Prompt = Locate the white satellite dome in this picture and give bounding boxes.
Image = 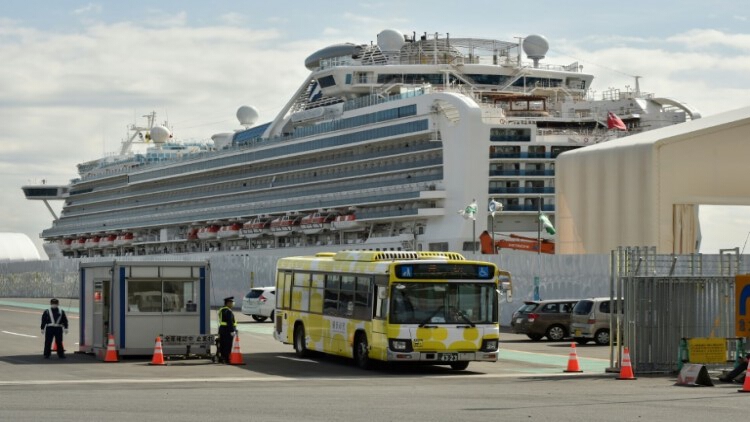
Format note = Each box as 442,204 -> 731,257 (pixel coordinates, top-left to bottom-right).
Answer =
149,125 -> 171,144
522,34 -> 549,67
237,105 -> 259,127
377,29 -> 405,52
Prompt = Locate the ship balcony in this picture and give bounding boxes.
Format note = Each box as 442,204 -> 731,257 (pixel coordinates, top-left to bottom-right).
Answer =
489,169 -> 554,177
489,152 -> 552,160
489,187 -> 554,194
499,204 -> 555,212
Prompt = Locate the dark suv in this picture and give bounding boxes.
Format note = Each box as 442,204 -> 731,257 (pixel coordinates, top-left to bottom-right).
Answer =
511,299 -> 579,341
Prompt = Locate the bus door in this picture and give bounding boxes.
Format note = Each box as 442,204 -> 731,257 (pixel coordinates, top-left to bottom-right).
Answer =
276,271 -> 293,342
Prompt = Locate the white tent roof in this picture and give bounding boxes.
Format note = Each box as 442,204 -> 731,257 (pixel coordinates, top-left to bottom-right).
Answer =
556,105 -> 750,254
0,233 -> 42,262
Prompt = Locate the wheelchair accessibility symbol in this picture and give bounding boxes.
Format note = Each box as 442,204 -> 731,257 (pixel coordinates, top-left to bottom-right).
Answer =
478,266 -> 489,278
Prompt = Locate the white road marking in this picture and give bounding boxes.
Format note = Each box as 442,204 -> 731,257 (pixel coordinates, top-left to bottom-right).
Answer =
276,356 -> 318,363
1,331 -> 37,338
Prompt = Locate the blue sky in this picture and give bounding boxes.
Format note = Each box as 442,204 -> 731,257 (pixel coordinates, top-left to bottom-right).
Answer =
2,1 -> 750,257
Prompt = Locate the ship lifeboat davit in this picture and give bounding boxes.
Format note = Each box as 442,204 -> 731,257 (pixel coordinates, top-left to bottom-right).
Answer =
114,233 -> 134,247
84,236 -> 101,249
99,234 -> 117,248
331,213 -> 363,231
217,223 -> 242,239
242,216 -> 271,239
197,225 -> 220,240
300,212 -> 334,235
269,214 -> 301,237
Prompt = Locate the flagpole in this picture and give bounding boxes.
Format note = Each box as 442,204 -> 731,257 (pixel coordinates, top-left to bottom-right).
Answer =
537,195 -> 541,255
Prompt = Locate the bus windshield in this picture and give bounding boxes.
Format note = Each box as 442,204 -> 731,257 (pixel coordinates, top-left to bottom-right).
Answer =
390,282 -> 497,325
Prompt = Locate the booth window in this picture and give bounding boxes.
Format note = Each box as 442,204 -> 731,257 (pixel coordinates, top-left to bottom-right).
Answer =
128,279 -> 197,313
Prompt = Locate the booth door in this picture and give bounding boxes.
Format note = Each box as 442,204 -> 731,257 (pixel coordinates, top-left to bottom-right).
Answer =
93,279 -> 111,348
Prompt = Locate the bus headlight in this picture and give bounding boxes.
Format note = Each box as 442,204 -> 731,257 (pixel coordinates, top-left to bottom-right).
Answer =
389,339 -> 413,352
481,339 -> 499,352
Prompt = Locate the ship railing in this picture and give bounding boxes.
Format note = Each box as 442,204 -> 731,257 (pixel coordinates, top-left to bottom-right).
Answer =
59,171 -> 440,223
66,145 -> 442,207
42,179 -> 440,235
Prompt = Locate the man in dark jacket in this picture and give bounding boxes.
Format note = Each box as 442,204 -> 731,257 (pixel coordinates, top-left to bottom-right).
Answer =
217,296 -> 237,363
41,298 -> 69,359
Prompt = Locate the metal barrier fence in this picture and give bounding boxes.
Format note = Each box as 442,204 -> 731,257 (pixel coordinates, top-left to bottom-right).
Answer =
613,247 -> 747,374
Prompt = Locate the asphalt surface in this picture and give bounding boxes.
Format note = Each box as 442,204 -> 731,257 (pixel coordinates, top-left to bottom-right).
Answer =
1,298 -> 748,421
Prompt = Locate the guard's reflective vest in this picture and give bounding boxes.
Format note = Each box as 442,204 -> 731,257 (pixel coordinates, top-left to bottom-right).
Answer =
45,308 -> 64,328
218,306 -> 236,327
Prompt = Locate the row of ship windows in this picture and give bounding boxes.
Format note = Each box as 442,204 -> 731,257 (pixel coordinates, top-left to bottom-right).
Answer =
57,172 -> 442,227
65,157 -> 442,216
130,119 -> 430,184
48,186 -> 430,236
71,140 -> 439,207
292,104 -> 417,138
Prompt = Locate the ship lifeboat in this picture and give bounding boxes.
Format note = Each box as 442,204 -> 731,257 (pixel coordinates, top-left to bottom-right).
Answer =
60,238 -> 73,251
187,227 -> 200,240
331,213 -> 363,231
242,216 -> 271,239
300,212 -> 334,235
217,223 -> 242,239
269,214 -> 300,237
84,236 -> 101,249
99,234 -> 117,248
114,233 -> 134,246
71,237 -> 87,250
197,225 -> 220,240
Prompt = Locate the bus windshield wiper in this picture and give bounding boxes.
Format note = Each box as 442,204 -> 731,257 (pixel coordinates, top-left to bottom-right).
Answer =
450,306 -> 475,327
419,306 -> 444,327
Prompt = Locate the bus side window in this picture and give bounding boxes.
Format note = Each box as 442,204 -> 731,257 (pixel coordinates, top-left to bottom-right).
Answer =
374,285 -> 387,319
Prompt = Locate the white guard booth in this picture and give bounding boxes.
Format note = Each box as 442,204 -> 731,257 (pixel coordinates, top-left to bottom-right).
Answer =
78,261 -> 211,360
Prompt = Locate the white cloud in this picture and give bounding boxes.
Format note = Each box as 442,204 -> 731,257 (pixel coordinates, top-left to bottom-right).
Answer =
219,12 -> 246,26
667,29 -> 750,51
73,3 -> 102,16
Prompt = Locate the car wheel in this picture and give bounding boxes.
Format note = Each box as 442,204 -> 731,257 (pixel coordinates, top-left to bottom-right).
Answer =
294,324 -> 308,358
354,333 -> 371,370
450,361 -> 470,370
251,315 -> 267,322
527,334 -> 543,341
574,338 -> 588,345
594,329 -> 610,345
546,325 -> 566,341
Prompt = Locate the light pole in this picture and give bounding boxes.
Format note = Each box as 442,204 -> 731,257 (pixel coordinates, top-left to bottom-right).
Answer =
488,198 -> 503,254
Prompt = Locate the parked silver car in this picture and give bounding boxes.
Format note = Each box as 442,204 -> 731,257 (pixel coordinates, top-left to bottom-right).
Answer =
241,287 -> 276,322
569,297 -> 623,345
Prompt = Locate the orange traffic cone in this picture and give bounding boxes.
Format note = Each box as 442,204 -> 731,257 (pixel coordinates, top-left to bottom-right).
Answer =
149,336 -> 166,366
617,346 -> 637,380
228,334 -> 245,365
737,365 -> 750,393
103,333 -> 119,363
563,343 -> 583,373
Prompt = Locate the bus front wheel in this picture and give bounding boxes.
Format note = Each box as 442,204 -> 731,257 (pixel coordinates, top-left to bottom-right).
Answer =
294,324 -> 308,358
354,333 -> 371,370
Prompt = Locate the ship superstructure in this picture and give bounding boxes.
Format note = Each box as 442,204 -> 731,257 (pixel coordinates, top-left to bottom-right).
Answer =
25,29 -> 700,258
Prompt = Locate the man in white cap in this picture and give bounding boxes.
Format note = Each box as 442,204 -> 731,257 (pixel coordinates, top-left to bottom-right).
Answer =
41,298 -> 68,359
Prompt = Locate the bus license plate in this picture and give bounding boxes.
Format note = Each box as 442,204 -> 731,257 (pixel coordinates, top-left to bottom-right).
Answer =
438,353 -> 458,362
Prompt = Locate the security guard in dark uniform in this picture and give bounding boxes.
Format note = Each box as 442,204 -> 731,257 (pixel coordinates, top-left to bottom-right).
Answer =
217,296 -> 237,363
41,298 -> 69,359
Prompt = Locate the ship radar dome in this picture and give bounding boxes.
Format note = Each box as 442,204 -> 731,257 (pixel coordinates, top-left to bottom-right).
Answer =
150,125 -> 171,144
236,105 -> 259,127
377,29 -> 405,52
522,34 -> 549,67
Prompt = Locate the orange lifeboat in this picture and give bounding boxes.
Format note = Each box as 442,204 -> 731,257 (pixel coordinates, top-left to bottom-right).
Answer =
331,213 -> 362,231
300,212 -> 334,235
269,214 -> 300,237
99,234 -> 117,248
217,223 -> 242,239
242,216 -> 271,238
197,225 -> 220,240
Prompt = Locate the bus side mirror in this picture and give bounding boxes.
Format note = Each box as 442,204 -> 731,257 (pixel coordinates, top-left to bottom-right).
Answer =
378,289 -> 387,300
497,282 -> 513,303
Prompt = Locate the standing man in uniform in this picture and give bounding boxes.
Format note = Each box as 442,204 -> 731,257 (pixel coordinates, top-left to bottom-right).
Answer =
41,298 -> 68,359
217,296 -> 237,363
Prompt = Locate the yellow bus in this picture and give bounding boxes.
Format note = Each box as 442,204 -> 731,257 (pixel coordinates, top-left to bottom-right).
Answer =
273,250 -> 512,370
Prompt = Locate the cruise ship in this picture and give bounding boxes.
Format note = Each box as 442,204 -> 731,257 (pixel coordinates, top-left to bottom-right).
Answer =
24,29 -> 700,259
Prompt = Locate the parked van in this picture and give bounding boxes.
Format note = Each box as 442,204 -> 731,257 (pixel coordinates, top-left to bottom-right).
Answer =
511,299 -> 579,341
569,297 -> 623,345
